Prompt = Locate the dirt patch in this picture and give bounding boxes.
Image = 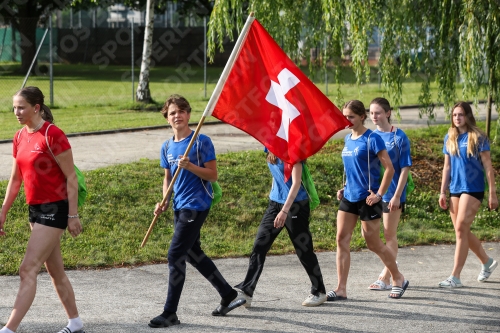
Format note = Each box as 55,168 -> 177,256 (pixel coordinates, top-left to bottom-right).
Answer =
410,156 -> 444,192
410,155 -> 499,192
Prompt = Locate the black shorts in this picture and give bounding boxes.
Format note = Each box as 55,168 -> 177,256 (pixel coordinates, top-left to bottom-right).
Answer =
450,192 -> 484,203
382,201 -> 406,213
339,197 -> 383,221
29,200 -> 69,230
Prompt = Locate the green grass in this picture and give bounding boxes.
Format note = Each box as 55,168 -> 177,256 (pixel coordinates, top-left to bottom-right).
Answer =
0,122 -> 498,275
0,63 -> 478,140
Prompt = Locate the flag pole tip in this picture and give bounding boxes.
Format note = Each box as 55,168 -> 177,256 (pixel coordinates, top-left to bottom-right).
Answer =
250,12 -> 255,17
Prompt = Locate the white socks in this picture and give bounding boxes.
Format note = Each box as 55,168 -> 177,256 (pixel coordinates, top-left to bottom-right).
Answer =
0,318 -> 83,333
67,316 -> 83,332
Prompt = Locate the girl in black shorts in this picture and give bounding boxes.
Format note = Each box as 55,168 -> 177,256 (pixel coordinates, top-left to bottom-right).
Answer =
0,87 -> 84,333
326,100 -> 409,301
438,102 -> 498,288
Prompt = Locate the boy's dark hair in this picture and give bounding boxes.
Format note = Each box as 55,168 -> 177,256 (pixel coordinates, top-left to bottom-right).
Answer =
160,94 -> 191,118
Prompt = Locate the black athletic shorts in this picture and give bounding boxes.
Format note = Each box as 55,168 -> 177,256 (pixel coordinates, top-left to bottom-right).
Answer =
29,200 -> 69,230
339,197 -> 383,221
450,192 -> 484,203
382,201 -> 406,213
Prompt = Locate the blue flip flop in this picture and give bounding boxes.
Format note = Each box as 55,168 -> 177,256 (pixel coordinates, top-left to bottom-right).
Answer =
388,280 -> 409,299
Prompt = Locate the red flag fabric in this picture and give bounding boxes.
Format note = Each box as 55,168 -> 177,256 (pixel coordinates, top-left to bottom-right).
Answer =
212,19 -> 351,173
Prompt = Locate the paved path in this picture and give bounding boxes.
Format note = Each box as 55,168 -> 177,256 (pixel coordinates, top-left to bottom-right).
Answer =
1,244 -> 499,333
0,104 -> 499,332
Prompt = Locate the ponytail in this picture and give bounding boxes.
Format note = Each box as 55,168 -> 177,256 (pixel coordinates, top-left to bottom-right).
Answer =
40,104 -> 54,123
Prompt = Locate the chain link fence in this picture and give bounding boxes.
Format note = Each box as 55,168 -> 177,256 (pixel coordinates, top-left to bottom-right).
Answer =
0,7 -> 233,111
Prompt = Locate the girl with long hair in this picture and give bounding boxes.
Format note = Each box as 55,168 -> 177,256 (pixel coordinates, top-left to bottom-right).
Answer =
438,102 -> 498,287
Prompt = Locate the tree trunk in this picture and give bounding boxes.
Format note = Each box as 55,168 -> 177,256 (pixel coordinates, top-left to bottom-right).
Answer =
14,17 -> 39,74
136,0 -> 155,103
486,67 -> 492,139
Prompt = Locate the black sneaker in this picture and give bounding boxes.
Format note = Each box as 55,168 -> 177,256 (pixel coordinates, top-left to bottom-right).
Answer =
148,313 -> 180,328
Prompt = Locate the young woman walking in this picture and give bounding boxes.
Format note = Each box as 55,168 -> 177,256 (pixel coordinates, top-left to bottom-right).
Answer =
327,100 -> 409,301
233,150 -> 327,308
367,97 -> 412,290
0,86 -> 85,333
438,102 -> 498,287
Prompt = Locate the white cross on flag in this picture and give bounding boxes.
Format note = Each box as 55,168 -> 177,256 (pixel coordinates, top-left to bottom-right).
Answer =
266,68 -> 301,142
209,18 -> 351,177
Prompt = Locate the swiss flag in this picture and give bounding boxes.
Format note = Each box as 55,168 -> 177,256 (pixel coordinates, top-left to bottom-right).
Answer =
211,19 -> 351,174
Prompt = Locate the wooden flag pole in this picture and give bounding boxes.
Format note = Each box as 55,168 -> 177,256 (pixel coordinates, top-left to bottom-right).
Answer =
140,116 -> 206,248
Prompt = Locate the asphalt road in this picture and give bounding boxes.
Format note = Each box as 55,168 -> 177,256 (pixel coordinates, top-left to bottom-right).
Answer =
0,244 -> 499,333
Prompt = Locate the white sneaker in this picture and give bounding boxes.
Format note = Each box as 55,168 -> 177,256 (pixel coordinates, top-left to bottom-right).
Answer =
478,259 -> 498,282
302,293 -> 327,307
235,290 -> 252,308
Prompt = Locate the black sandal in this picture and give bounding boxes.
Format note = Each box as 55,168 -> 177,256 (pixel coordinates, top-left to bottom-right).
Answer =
57,328 -> 85,333
388,280 -> 409,299
148,314 -> 181,328
212,297 -> 247,316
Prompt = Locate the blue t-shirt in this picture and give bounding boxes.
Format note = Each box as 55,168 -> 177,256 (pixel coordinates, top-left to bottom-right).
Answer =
374,128 -> 412,202
160,131 -> 216,211
443,132 -> 489,193
342,130 -> 386,202
268,158 -> 309,204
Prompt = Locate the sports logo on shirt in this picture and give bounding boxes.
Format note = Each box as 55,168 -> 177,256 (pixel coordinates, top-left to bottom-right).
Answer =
341,146 -> 360,156
342,147 -> 352,157
167,154 -> 177,167
167,154 -> 184,168
31,143 -> 44,154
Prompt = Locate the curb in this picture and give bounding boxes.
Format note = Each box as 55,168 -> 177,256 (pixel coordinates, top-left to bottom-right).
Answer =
0,121 -> 222,144
0,100 -> 492,144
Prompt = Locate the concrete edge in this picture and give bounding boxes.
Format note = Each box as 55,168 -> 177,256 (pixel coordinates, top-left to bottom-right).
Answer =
0,100 -> 493,144
0,121 -> 221,144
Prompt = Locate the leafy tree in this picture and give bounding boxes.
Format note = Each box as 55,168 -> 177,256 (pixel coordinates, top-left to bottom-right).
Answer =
459,0 -> 500,140
0,0 -> 71,74
208,0 -> 500,140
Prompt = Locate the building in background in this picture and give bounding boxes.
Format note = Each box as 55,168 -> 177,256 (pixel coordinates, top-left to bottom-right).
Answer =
54,2 -> 203,29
